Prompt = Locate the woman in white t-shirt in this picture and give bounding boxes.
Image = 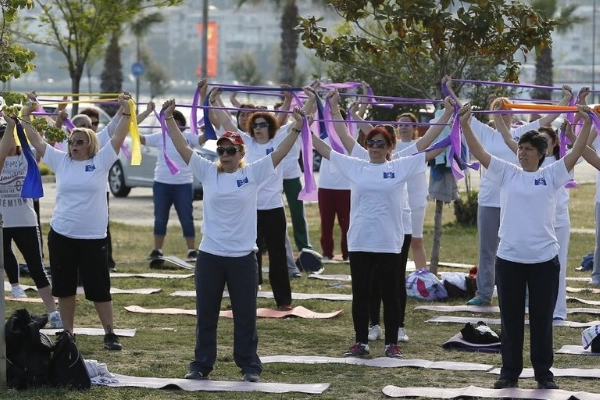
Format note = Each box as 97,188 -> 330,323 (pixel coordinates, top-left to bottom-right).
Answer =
162,99 -> 305,383
458,103 -> 592,391
22,94 -> 133,351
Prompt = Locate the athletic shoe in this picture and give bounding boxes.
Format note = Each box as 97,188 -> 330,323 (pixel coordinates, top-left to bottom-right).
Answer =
49,311 -> 63,329
11,286 -> 27,298
290,272 -> 302,278
537,380 -> 559,389
103,333 -> 122,351
148,249 -> 163,260
185,370 -> 208,380
187,250 -> 198,262
343,342 -> 370,357
466,297 -> 491,306
243,372 -> 260,382
277,304 -> 293,311
493,378 -> 518,389
384,344 -> 403,359
397,327 -> 409,343
368,324 -> 382,341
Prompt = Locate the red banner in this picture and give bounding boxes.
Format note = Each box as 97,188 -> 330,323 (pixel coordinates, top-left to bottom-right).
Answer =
196,22 -> 218,78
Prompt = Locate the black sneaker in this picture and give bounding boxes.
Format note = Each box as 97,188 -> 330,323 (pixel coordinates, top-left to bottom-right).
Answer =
103,333 -> 122,351
187,250 -> 198,262
148,249 -> 163,260
243,372 -> 260,382
537,380 -> 559,389
184,370 -> 208,380
493,378 -> 518,389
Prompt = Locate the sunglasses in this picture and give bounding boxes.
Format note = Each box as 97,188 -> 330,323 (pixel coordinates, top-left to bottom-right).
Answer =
216,146 -> 239,156
252,121 -> 269,129
366,139 -> 387,148
68,139 -> 89,146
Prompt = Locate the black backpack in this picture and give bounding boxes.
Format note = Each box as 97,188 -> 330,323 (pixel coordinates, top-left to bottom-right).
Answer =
460,321 -> 501,344
5,309 -> 55,389
48,330 -> 91,390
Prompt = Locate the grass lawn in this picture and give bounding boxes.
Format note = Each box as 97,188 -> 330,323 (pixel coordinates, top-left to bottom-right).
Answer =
1,183 -> 599,399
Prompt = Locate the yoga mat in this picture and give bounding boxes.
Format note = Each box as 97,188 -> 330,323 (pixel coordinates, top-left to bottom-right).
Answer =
566,277 -> 593,282
77,287 -> 162,295
431,261 -> 474,269
566,287 -> 600,294
5,297 -> 46,303
4,281 -> 37,291
171,290 -> 353,301
98,373 -> 330,394
41,328 -> 136,337
308,274 -> 351,281
427,316 -> 600,328
125,305 -> 344,319
260,355 -> 493,371
556,345 -> 600,356
110,272 -> 194,279
415,305 -> 500,313
567,308 -> 600,315
489,367 -> 600,379
567,296 -> 600,306
382,385 -> 600,400
441,333 -> 501,353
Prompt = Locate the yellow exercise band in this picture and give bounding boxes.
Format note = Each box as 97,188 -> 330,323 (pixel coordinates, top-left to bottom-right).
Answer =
128,99 -> 142,166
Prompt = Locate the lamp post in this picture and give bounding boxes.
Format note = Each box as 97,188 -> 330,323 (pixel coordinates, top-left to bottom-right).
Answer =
593,0 -> 597,103
201,0 -> 209,78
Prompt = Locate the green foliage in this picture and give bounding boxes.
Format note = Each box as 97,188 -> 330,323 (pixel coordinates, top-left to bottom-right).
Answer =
228,52 -> 263,86
139,46 -> 169,98
453,190 -> 478,226
0,0 -> 37,82
99,31 -> 122,116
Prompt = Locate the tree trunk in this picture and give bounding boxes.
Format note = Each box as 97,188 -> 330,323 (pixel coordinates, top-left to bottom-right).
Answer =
532,45 -> 553,101
279,0 -> 298,84
70,72 -> 82,115
429,199 -> 444,275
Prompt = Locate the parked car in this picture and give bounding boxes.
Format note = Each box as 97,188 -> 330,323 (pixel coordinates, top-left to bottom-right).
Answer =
108,137 -> 217,200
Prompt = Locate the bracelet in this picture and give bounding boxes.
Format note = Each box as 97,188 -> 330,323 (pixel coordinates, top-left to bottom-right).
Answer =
291,127 -> 302,134
122,113 -> 131,116
165,116 -> 175,120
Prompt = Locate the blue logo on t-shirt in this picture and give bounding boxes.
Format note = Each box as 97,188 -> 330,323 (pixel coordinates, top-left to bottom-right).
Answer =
85,164 -> 96,172
534,177 -> 547,186
237,177 -> 249,187
266,148 -> 274,155
383,171 -> 395,179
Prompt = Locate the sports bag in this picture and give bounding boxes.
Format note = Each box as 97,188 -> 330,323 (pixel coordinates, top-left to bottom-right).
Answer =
406,268 -> 448,300
48,330 -> 91,390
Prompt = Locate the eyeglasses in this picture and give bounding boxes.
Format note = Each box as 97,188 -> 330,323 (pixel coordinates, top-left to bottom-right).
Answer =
216,146 -> 239,156
68,139 -> 89,146
252,121 -> 269,129
366,139 -> 386,148
76,124 -> 93,129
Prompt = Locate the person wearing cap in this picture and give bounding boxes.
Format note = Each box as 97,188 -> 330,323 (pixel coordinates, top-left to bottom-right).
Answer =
0,117 -> 62,328
161,98 -> 306,383
21,93 -> 134,351
458,103 -> 593,391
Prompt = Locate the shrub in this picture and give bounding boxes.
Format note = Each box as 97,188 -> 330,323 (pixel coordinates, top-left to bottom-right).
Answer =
38,163 -> 53,176
454,190 -> 478,226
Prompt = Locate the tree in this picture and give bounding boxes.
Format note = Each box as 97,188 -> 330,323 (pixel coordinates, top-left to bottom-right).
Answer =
237,0 -> 328,84
130,12 -> 164,102
22,0 -> 181,113
297,0 -> 555,274
228,52 -> 263,86
530,0 -> 586,100
99,31 -> 123,116
0,0 -> 36,83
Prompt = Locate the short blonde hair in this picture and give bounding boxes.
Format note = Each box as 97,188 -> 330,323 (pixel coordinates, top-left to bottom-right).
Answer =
68,128 -> 99,158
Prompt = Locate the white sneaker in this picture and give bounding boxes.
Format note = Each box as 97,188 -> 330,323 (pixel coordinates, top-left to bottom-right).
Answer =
397,327 -> 409,343
11,285 -> 27,298
368,324 -> 382,341
49,311 -> 63,329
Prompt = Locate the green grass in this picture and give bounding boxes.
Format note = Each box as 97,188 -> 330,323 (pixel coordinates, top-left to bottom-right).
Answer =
2,183 -> 599,399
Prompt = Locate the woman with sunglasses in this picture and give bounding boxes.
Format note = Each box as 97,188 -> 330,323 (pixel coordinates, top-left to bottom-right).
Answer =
0,117 -> 62,328
21,93 -> 133,351
161,99 -> 306,382
208,87 -> 315,310
458,103 -> 592,390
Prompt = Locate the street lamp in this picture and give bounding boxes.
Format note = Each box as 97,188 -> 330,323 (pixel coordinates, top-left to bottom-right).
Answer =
201,0 -> 209,78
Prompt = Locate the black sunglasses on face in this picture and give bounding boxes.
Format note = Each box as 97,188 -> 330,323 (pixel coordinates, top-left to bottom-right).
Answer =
252,121 -> 269,129
366,139 -> 386,148
68,139 -> 89,146
216,146 -> 239,156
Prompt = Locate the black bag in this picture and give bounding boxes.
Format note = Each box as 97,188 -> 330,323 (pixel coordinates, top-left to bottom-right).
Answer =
48,331 -> 91,390
5,309 -> 55,389
295,248 -> 324,273
460,321 -> 501,344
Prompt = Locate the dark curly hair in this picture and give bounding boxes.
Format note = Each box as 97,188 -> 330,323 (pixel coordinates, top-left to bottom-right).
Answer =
246,112 -> 280,140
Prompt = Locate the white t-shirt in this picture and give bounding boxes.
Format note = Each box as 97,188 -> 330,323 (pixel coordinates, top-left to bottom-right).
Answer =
395,140 -> 428,209
471,118 -> 541,207
145,132 -> 198,184
278,122 -> 303,179
188,153 -> 275,257
239,129 -> 289,210
42,143 -> 118,239
317,137 -> 351,190
329,150 -> 426,253
541,156 -> 570,228
594,135 -> 600,203
0,152 -> 38,227
486,155 -> 571,263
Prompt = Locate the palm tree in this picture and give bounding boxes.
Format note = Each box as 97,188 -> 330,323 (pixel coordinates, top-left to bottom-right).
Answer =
237,0 -> 327,84
130,12 -> 164,102
531,0 -> 587,100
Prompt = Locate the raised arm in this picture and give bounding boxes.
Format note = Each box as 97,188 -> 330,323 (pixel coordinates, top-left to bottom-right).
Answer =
564,105 -> 592,172
492,99 -> 518,154
538,85 -> 573,127
162,99 -> 194,164
110,93 -> 135,154
442,75 -> 462,107
209,88 -> 238,132
0,117 -> 16,172
270,107 -> 305,168
327,89 -> 356,154
415,96 -> 455,151
348,101 -> 374,136
21,101 -> 47,157
136,101 -> 155,124
276,84 -> 293,127
229,91 -> 241,108
459,104 -> 491,169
